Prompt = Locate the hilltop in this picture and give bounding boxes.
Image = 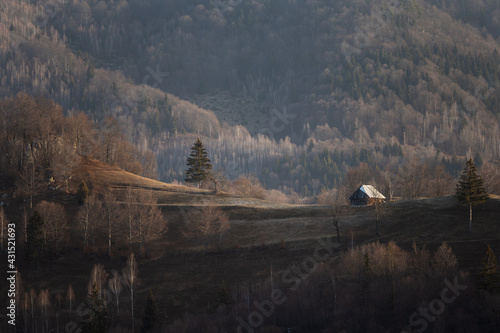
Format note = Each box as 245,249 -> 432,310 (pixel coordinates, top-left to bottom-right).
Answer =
39,157 -> 500,261
2,159 -> 500,332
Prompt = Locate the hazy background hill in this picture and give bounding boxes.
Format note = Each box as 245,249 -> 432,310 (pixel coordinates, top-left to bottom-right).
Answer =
2,0 -> 500,196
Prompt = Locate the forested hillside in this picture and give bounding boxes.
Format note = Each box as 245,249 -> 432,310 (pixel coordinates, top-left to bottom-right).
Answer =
1,0 -> 500,196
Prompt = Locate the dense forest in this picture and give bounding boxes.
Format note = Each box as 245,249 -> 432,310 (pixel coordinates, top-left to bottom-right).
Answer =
1,0 -> 500,197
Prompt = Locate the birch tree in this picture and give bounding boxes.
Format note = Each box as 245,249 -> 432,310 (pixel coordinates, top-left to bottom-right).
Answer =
101,191 -> 122,257
67,284 -> 75,313
39,289 -> 51,333
36,201 -> 68,253
124,186 -> 135,250
108,270 -> 123,316
51,141 -> 80,193
133,191 -> 167,257
123,253 -> 138,333
327,188 -> 349,243
77,194 -> 102,251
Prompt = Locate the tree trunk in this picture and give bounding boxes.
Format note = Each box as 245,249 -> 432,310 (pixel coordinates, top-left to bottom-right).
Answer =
108,221 -> 112,257
83,214 -> 88,250
116,296 -> 119,316
334,220 -> 340,243
131,288 -> 135,333
469,204 -> 473,233
218,232 -> 224,248
128,215 -> 132,250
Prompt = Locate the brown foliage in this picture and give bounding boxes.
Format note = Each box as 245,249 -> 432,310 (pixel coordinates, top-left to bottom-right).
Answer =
182,203 -> 230,250
130,190 -> 168,257
232,176 -> 266,200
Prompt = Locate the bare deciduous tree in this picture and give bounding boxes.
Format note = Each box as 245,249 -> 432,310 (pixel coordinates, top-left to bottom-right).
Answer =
77,194 -> 103,251
101,191 -> 122,257
39,289 -> 51,333
183,203 -> 230,250
205,169 -> 227,193
480,162 -> 500,194
133,191 -> 168,257
232,176 -> 266,199
108,270 -> 123,316
318,188 -> 349,243
16,155 -> 43,209
67,284 -> 75,313
124,186 -> 135,250
36,201 -> 68,253
345,162 -> 373,193
397,158 -> 429,198
65,112 -> 99,157
432,242 -> 458,275
428,164 -> 455,197
51,140 -> 80,193
101,116 -> 122,165
123,253 -> 138,333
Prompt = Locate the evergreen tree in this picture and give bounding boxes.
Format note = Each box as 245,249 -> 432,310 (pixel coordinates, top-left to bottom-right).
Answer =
455,158 -> 489,233
77,180 -> 89,204
478,245 -> 500,293
141,290 -> 158,333
25,211 -> 45,266
185,138 -> 212,188
217,282 -> 231,306
86,64 -> 95,82
81,282 -> 109,333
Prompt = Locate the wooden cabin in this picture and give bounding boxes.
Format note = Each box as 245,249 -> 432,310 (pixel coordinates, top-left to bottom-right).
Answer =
349,185 -> 386,207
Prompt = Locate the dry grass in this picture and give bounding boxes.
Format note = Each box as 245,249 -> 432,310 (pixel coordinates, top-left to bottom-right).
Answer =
69,159 -> 500,264
4,159 -> 499,326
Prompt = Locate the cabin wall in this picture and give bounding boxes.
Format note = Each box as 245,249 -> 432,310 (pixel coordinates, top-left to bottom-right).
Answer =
350,198 -> 384,207
350,198 -> 369,206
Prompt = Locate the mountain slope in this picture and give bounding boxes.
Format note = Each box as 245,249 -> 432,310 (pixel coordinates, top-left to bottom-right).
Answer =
1,0 -> 500,196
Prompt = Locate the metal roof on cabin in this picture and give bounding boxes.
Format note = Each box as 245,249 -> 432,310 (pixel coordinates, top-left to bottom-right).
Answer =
349,185 -> 386,199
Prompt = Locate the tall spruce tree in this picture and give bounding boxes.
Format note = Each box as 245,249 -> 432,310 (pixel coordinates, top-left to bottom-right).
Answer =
81,282 -> 109,333
478,245 -> 500,293
455,158 -> 489,233
140,290 -> 158,333
185,138 -> 212,188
